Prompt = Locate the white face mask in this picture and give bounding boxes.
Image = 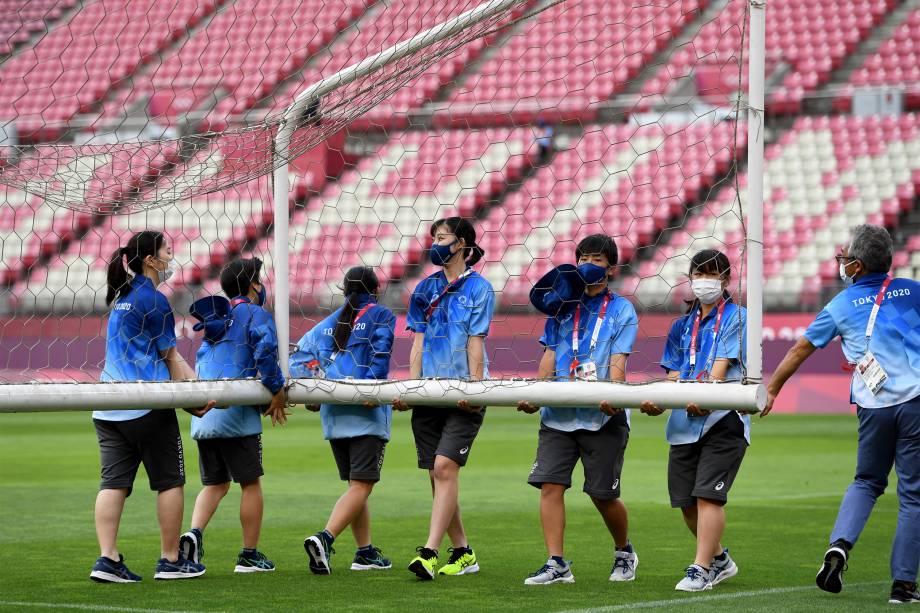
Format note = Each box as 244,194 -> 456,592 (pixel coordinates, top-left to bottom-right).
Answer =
156,258 -> 177,285
691,278 -> 724,304
839,262 -> 855,286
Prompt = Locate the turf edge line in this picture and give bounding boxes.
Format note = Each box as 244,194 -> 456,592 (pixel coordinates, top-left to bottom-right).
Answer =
550,581 -> 890,613
0,602 -> 223,613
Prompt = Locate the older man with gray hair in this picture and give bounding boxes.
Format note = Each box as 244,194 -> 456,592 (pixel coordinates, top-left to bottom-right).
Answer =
764,224 -> 920,604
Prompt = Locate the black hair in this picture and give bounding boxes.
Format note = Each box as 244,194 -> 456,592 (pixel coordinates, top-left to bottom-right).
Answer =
429,217 -> 485,267
575,234 -> 618,267
106,230 -> 165,305
686,249 -> 732,313
220,258 -> 263,299
333,266 -> 380,352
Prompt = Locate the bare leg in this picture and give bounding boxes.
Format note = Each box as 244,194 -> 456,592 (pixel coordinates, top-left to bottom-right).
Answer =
425,456 -> 464,550
351,501 -> 371,548
693,498 -> 726,566
95,488 -> 128,560
591,497 -> 629,549
190,482 -> 230,532
240,480 -> 263,550
539,484 -> 566,557
325,480 -> 375,539
157,486 -> 184,561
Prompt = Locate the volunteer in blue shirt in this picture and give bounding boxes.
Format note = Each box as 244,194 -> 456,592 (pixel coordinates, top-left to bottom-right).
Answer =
641,249 -> 748,592
766,224 -> 920,605
90,231 -> 213,584
291,266 -> 396,575
517,234 -> 640,586
396,217 -> 495,580
178,258 -> 287,575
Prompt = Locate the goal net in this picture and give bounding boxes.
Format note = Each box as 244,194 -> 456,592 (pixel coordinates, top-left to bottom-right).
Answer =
0,0 -> 764,412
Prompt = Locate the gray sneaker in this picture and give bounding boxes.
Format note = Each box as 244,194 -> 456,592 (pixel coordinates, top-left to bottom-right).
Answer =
524,558 -> 575,585
609,549 -> 638,582
709,549 -> 737,586
675,564 -> 712,592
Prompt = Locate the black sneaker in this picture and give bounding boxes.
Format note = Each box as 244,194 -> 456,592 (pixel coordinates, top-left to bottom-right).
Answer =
305,531 -> 335,575
235,549 -> 276,573
90,555 -> 142,583
816,544 -> 848,593
889,581 -> 920,604
179,528 -> 203,564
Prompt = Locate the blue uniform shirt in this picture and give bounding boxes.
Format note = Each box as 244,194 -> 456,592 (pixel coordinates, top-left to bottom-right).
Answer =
660,299 -> 751,445
94,276 -> 176,422
406,269 -> 495,379
290,297 -> 396,441
191,299 -> 285,440
539,290 -> 638,432
804,273 -> 920,409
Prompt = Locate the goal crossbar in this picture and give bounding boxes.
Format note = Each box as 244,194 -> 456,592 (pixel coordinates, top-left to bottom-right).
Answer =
0,379 -> 765,413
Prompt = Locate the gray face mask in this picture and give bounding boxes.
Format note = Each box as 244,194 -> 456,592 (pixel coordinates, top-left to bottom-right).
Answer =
155,258 -> 177,285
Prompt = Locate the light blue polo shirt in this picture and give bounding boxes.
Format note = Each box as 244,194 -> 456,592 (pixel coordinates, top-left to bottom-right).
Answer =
406,269 -> 495,379
94,276 -> 176,422
660,299 -> 750,445
539,290 -> 638,432
804,272 -> 920,409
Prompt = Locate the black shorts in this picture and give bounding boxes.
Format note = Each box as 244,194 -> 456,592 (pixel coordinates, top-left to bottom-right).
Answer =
668,413 -> 748,508
330,436 -> 387,482
411,405 -> 485,469
93,409 -> 185,495
527,418 -> 629,501
197,434 -> 264,485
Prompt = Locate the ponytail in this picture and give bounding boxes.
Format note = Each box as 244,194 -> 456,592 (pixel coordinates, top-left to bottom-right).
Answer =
106,231 -> 165,306
332,266 -> 380,352
430,216 -> 485,267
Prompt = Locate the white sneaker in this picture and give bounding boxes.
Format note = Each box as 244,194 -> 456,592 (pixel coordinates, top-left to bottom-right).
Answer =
675,564 -> 712,592
524,558 -> 575,585
709,549 -> 737,586
609,549 -> 638,582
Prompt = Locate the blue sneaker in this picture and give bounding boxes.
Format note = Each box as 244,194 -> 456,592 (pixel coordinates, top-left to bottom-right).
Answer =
179,528 -> 203,564
305,531 -> 335,575
235,549 -> 276,573
154,556 -> 206,580
351,546 -> 392,571
90,555 -> 142,583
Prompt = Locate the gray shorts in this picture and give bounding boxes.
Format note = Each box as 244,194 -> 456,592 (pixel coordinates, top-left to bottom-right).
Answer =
411,405 -> 485,469
527,418 -> 629,501
197,434 -> 264,485
93,409 -> 185,495
668,413 -> 748,508
330,436 -> 387,482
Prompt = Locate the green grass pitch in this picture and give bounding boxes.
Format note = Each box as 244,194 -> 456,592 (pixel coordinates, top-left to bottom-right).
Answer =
0,410 -> 902,612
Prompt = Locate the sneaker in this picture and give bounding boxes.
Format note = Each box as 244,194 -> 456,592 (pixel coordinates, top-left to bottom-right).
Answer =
889,581 -> 920,604
305,532 -> 335,575
609,548 -> 638,582
153,556 -> 205,580
816,544 -> 848,594
675,564 -> 712,592
438,547 -> 479,576
524,558 -> 575,585
179,528 -> 203,564
234,549 -> 276,573
408,547 -> 438,580
351,546 -> 392,571
709,549 -> 738,586
90,555 -> 142,583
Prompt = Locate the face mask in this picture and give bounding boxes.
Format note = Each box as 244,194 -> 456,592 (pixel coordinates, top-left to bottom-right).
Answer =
839,262 -> 855,286
430,239 -> 459,267
577,263 -> 609,287
155,258 -> 176,285
691,278 -> 724,304
255,284 -> 267,307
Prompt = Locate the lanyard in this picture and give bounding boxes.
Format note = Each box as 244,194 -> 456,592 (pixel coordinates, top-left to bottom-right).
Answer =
230,297 -> 250,307
425,269 -> 472,320
569,292 -> 611,377
330,303 -> 376,362
688,299 -> 726,374
865,277 -> 892,339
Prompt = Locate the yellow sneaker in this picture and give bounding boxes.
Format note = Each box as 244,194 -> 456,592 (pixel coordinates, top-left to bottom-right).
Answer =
408,547 -> 438,580
437,547 -> 479,576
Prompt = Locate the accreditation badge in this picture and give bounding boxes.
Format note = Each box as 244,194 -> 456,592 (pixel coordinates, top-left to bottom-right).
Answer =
574,361 -> 598,382
856,349 -> 888,396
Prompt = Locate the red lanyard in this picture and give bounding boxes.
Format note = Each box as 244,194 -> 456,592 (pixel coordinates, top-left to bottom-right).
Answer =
689,299 -> 726,376
425,269 -> 472,320
230,297 -> 250,307
569,293 -> 611,378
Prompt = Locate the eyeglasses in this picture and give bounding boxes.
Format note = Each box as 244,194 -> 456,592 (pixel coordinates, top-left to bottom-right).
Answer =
834,255 -> 855,265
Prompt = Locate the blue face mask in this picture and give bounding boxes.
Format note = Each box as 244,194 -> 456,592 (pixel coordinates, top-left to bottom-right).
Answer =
576,262 -> 609,286
430,239 -> 459,267
255,284 -> 267,307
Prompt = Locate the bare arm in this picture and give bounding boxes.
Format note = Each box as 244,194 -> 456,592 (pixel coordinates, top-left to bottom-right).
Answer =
466,335 -> 485,382
160,347 -> 214,417
518,349 -> 555,414
599,353 -> 629,416
763,336 -> 817,416
409,332 -> 424,379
